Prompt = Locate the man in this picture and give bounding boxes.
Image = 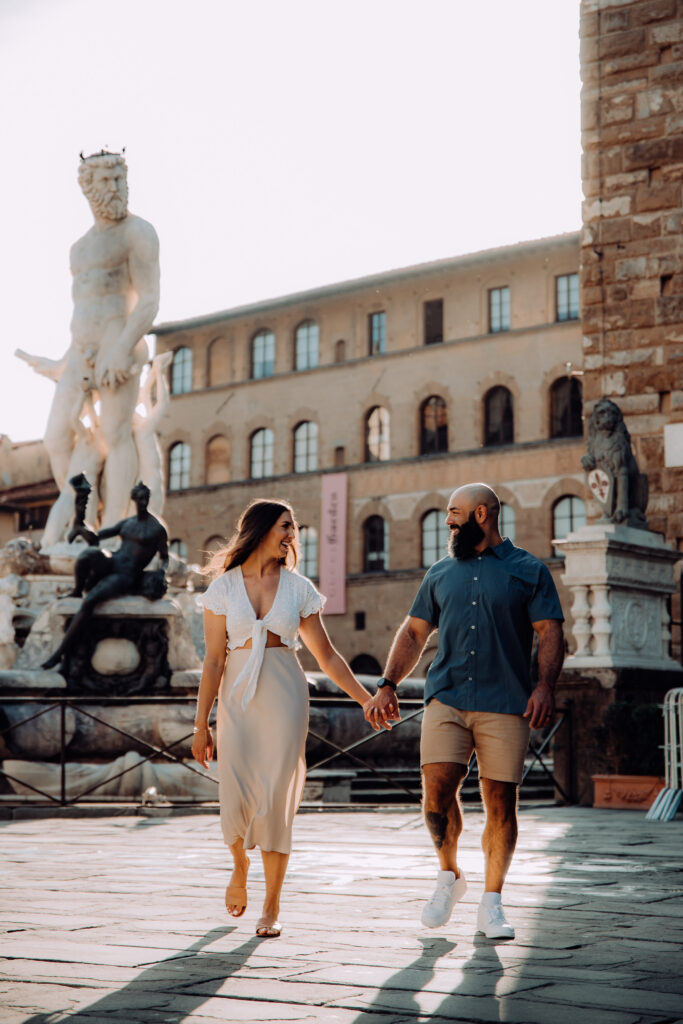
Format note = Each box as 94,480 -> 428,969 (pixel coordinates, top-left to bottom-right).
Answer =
366,483 -> 564,938
24,150 -> 160,544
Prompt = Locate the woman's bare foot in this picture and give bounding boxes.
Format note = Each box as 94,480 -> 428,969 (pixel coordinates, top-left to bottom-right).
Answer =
255,901 -> 281,937
225,854 -> 249,917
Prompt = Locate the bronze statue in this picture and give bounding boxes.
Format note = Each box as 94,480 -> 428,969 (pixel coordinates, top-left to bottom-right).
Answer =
581,398 -> 648,529
66,473 -> 98,547
42,481 -> 169,669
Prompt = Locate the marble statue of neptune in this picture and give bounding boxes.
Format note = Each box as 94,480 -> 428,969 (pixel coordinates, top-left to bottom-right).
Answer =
20,152 -> 160,546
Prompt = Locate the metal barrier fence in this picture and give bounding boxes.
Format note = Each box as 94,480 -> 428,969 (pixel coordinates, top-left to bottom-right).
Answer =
0,694 -> 570,807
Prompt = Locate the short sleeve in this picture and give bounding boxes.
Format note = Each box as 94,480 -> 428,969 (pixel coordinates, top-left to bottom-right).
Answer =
528,564 -> 564,623
195,576 -> 228,616
409,569 -> 440,626
300,575 -> 326,618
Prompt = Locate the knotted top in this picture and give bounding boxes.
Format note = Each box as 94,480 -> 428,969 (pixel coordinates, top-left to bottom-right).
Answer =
196,566 -> 326,708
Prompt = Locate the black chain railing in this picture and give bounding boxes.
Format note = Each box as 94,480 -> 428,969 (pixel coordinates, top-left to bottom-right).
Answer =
0,694 -> 570,807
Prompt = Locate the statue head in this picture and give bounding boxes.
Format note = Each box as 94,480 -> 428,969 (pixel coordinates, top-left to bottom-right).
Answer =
131,481 -> 151,510
78,151 -> 128,222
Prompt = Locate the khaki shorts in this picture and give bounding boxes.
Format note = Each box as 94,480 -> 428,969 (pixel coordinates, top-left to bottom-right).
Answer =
420,699 -> 530,785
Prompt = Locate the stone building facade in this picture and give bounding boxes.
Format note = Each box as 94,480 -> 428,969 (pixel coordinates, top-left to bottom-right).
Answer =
153,234 -> 585,673
580,0 -> 683,542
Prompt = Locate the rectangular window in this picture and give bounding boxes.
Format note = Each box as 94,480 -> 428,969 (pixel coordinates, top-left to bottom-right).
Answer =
489,286 -> 510,333
556,273 -> 579,321
354,611 -> 366,631
18,505 -> 50,531
424,299 -> 443,345
334,445 -> 345,467
368,311 -> 386,355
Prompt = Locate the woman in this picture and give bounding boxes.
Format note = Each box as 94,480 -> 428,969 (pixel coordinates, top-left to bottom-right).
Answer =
192,498 -> 383,938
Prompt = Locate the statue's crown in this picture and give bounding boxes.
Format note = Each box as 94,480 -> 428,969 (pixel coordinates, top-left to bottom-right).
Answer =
79,147 -> 126,162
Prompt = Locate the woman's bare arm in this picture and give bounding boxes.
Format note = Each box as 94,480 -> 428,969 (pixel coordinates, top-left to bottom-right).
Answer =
192,609 -> 228,767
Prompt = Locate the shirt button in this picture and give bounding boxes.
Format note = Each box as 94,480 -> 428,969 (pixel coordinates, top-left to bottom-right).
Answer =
470,649 -> 475,655
468,676 -> 473,681
471,624 -> 476,629
472,601 -> 476,605
473,576 -> 478,581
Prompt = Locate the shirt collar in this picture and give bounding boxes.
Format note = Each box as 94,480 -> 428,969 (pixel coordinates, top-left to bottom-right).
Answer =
487,538 -> 514,559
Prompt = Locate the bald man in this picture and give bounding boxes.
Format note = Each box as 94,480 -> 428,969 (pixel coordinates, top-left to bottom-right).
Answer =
365,483 -> 564,939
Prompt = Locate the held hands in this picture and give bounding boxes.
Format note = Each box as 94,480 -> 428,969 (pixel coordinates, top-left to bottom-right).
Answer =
363,686 -> 401,732
523,683 -> 554,730
192,725 -> 214,769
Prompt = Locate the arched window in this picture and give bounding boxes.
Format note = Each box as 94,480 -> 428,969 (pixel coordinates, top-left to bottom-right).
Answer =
294,321 -> 319,370
298,525 -> 318,577
484,386 -> 514,446
421,396 -> 448,455
251,330 -> 275,379
204,535 -> 226,555
334,339 -> 346,363
363,515 -> 388,572
169,538 -> 188,561
293,421 -> 318,473
365,406 -> 390,462
205,435 -> 230,485
170,347 -> 192,395
550,377 -> 583,438
552,495 -> 586,556
350,654 -> 382,675
421,509 -> 449,567
207,337 -> 230,387
500,502 -> 516,545
168,442 -> 191,490
250,428 -> 274,478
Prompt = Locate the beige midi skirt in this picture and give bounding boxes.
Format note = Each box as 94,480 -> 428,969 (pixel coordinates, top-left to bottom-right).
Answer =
217,646 -> 309,854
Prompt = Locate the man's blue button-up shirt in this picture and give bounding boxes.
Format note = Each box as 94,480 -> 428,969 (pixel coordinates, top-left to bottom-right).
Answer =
409,539 -> 564,715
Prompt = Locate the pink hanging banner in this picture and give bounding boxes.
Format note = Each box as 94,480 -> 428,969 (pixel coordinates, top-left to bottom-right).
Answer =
319,473 -> 348,615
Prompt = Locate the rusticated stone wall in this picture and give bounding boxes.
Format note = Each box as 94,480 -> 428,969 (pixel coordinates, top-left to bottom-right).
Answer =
580,0 -> 683,547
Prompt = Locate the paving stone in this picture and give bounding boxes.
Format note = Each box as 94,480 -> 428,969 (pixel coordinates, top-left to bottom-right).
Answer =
1,806 -> 682,1023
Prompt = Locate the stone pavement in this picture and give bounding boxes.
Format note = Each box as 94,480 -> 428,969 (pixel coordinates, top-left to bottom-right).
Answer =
1,805 -> 682,1024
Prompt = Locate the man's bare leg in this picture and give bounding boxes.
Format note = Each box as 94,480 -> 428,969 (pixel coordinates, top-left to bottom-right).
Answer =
479,778 -> 518,892
422,762 -> 468,875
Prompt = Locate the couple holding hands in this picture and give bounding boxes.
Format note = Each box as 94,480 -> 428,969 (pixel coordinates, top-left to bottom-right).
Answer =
192,484 -> 564,940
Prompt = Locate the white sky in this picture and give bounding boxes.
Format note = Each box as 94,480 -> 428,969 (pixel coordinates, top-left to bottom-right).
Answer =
0,0 -> 581,443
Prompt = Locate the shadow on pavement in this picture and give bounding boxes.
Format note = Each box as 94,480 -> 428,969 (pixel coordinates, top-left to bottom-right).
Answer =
18,925 -> 273,1024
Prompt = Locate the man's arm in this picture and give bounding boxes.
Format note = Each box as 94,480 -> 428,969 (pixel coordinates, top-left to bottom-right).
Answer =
99,220 -> 161,388
364,615 -> 435,728
524,618 -> 564,729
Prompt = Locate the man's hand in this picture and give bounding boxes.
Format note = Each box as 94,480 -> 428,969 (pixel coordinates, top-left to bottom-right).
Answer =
363,686 -> 401,731
98,343 -> 133,388
523,682 -> 554,730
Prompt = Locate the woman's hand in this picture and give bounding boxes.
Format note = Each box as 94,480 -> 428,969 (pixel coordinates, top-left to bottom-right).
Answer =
364,689 -> 400,731
192,725 -> 214,769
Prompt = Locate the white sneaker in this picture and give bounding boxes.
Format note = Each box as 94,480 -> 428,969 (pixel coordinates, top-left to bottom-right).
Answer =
476,893 -> 515,939
421,869 -> 467,928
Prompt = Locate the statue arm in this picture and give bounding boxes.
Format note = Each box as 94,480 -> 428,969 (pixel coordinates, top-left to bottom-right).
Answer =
98,221 -> 161,388
15,349 -> 68,382
97,520 -> 125,541
157,529 -> 169,574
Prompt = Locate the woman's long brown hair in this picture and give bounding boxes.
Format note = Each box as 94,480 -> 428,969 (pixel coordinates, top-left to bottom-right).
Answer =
202,499 -> 298,578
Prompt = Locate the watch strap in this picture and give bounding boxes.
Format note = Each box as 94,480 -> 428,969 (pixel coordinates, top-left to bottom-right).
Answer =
376,677 -> 397,692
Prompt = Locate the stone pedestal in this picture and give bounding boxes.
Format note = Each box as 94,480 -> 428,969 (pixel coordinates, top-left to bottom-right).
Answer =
557,523 -> 682,673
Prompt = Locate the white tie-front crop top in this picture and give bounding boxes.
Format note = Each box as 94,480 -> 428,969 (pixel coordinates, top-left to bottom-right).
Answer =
196,566 -> 326,708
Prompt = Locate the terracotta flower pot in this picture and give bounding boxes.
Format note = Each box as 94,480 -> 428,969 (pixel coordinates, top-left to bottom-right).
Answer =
591,774 -> 665,810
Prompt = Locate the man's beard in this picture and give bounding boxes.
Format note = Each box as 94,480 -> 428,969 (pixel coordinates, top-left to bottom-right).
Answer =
88,188 -> 128,222
448,511 -> 485,560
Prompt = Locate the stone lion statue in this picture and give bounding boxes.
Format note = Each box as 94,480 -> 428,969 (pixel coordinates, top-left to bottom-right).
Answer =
581,398 -> 648,528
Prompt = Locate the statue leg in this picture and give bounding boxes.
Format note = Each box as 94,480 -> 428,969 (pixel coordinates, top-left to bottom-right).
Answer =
98,373 -> 141,528
43,360 -> 88,491
42,570 -> 129,670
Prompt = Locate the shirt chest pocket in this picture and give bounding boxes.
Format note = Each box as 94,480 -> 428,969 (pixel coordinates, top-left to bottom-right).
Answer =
506,575 -> 534,608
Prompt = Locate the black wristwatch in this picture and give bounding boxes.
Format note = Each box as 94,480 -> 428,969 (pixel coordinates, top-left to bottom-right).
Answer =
376,677 -> 397,692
